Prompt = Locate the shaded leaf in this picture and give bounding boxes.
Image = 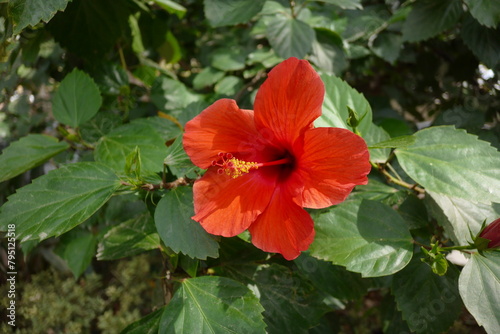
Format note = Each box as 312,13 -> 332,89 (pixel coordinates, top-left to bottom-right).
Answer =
152,0 -> 186,19
369,135 -> 416,149
395,126 -> 500,204
459,252 -> 500,334
164,136 -> 199,178
154,187 -> 219,260
463,0 -> 500,28
159,276 -> 266,333
121,307 -> 165,334
364,124 -> 390,163
55,229 -> 97,278
0,162 -> 120,242
8,0 -> 70,34
314,0 -> 362,10
461,15 -> 500,69
392,259 -> 462,334
309,199 -> 413,277
295,253 -> 371,300
204,0 -> 265,27
52,69 -> 102,128
97,214 -> 161,261
402,0 -> 463,42
0,134 -> 69,182
255,264 -> 329,333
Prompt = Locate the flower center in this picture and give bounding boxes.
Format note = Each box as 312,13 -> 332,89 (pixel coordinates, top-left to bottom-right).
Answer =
211,152 -> 292,179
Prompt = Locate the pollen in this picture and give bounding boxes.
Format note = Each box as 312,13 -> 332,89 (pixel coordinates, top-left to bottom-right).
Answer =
211,153 -> 258,179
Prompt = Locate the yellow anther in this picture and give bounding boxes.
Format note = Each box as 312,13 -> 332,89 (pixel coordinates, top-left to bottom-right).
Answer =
224,158 -> 258,178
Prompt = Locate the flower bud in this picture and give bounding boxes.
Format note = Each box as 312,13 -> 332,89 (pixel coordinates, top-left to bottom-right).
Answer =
479,218 -> 500,249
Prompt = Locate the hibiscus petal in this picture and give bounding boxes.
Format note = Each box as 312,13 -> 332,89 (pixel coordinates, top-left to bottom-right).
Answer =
293,127 -> 370,208
248,187 -> 315,260
254,57 -> 324,147
192,167 -> 277,237
183,99 -> 261,169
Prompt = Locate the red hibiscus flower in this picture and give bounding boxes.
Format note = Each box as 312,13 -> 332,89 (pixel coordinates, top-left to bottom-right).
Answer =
183,57 -> 371,260
479,218 -> 500,249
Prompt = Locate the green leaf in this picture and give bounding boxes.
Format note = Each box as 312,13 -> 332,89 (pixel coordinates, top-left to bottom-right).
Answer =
96,214 -> 161,261
192,67 -> 225,90
402,0 -> 463,42
159,276 -> 266,333
265,15 -> 315,59
463,0 -> 500,28
164,136 -> 199,178
47,0 -> 131,57
351,179 -> 407,206
151,76 -> 201,112
295,253 -> 371,300
204,0 -> 265,27
314,0 -> 362,10
254,264 -> 329,333
52,69 -> 102,128
364,124 -> 391,163
369,135 -> 416,149
370,31 -> 403,64
315,73 -> 372,136
0,134 -> 69,182
459,252 -> 500,334
94,119 -> 167,173
214,76 -> 244,96
8,0 -> 70,34
395,126 -> 500,204
392,259 -> 462,334
154,187 -> 219,260
0,162 -> 120,242
309,199 -> 413,277
461,15 -> 500,69
426,191 -> 500,245
152,0 -> 187,19
210,46 -> 248,72
309,29 -> 347,75
54,229 -> 97,278
121,307 -> 165,334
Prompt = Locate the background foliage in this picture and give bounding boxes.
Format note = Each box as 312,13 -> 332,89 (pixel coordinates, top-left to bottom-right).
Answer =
1,0 -> 499,333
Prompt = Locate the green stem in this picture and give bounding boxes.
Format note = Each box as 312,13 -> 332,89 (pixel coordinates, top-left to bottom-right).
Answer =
440,245 -> 474,251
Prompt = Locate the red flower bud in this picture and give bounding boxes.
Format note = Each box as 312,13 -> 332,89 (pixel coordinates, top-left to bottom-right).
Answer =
479,218 -> 500,249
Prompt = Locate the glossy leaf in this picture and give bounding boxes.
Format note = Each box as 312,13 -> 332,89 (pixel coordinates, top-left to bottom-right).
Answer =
94,119 -> 167,173
96,214 -> 161,261
254,264 -> 329,333
309,199 -> 413,277
204,0 -> 265,27
52,69 -> 102,128
427,191 -> 500,245
364,124 -> 390,163
154,187 -> 219,260
265,15 -> 315,59
402,0 -> 463,42
459,252 -> 500,334
369,135 -> 416,149
0,134 -> 69,182
315,73 -> 372,136
0,162 -> 120,242
55,229 -> 97,278
392,259 -> 462,334
159,276 -> 266,333
463,0 -> 500,28
395,126 -> 500,204
8,0 -> 70,34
